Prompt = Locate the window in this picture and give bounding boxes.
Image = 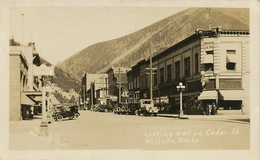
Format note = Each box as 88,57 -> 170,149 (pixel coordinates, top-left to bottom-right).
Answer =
204,63 -> 214,72
227,50 -> 236,54
160,67 -> 164,83
184,57 -> 190,77
220,79 -> 242,89
154,70 -> 158,85
145,74 -> 148,88
226,62 -> 236,70
206,50 -> 213,54
194,54 -> 199,74
175,61 -> 180,79
137,76 -> 140,88
226,50 -> 236,70
166,64 -> 172,82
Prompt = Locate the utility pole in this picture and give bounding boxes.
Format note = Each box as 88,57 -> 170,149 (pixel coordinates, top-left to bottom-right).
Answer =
83,86 -> 86,110
91,82 -> 94,106
208,8 -> 211,30
145,57 -> 157,101
22,13 -> 24,46
118,68 -> 122,104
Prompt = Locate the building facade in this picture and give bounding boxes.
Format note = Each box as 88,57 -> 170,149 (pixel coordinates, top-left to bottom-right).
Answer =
9,44 -> 42,121
81,73 -> 108,105
106,67 -> 131,103
127,27 -> 249,115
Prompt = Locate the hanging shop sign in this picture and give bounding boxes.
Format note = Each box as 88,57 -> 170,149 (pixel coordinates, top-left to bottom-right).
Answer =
34,64 -> 55,76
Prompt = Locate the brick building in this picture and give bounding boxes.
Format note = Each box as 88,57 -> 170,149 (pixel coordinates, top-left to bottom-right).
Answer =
127,27 -> 249,115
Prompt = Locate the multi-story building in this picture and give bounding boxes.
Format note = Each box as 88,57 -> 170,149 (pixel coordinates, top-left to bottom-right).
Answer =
9,43 -> 42,120
106,67 -> 131,103
127,27 -> 249,115
81,73 -> 108,105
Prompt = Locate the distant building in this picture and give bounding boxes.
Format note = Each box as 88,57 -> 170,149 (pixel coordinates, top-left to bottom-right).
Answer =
81,73 -> 108,105
106,67 -> 131,103
127,27 -> 249,115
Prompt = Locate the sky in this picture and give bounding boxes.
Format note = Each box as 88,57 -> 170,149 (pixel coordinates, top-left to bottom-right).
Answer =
9,6 -> 186,65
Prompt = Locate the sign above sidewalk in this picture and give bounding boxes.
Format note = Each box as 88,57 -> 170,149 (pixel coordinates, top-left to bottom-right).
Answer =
34,64 -> 55,76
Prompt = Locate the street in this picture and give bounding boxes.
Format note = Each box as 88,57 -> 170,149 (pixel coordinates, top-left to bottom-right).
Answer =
9,110 -> 250,150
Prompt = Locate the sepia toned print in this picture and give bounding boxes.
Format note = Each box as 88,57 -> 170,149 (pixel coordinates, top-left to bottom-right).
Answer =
3,1 -> 259,160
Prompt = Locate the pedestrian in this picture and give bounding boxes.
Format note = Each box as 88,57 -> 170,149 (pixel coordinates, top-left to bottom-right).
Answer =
212,102 -> 217,115
208,104 -> 212,115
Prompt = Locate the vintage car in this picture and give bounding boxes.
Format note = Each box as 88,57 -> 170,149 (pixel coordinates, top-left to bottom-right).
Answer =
114,103 -> 131,114
52,104 -> 80,121
135,99 -> 159,116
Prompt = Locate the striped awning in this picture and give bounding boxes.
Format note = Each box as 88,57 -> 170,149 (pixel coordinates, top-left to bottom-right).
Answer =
226,54 -> 236,63
202,54 -> 213,64
21,93 -> 36,105
198,90 -> 218,100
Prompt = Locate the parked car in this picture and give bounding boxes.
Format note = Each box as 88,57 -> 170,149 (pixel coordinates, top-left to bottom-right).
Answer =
114,103 -> 131,114
52,104 -> 80,121
135,99 -> 159,116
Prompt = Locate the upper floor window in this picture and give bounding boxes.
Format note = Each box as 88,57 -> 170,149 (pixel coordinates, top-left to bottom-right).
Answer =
226,63 -> 236,70
175,61 -> 180,79
226,50 -> 236,71
206,50 -> 213,55
227,50 -> 236,54
153,70 -> 158,86
166,64 -> 172,82
194,53 -> 199,74
204,63 -> 214,72
184,57 -> 191,77
160,67 -> 165,84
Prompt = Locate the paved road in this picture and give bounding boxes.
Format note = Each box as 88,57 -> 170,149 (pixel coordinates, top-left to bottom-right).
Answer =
9,110 -> 250,150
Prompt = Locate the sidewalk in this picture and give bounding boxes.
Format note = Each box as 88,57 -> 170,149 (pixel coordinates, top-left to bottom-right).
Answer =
157,113 -> 250,120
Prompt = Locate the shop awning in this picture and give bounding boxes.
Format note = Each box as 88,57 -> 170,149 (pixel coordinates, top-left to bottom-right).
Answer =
202,54 -> 213,64
23,91 -> 42,96
226,54 -> 236,63
21,93 -> 36,105
198,90 -> 218,100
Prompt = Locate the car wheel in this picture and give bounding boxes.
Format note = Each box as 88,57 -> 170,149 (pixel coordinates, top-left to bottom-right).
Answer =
68,116 -> 74,120
52,115 -> 57,121
135,110 -> 139,116
57,115 -> 63,122
74,113 -> 80,119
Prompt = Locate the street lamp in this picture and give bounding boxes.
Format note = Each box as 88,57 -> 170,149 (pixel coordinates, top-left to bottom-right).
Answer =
176,82 -> 185,117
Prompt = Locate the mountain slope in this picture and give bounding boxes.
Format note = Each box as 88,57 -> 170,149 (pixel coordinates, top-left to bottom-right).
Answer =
40,57 -> 81,92
57,8 -> 249,80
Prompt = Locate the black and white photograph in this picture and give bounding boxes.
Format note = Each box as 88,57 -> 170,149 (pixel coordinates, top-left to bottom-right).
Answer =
0,0 -> 259,159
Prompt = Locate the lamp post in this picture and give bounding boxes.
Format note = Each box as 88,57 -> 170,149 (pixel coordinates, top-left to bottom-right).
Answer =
176,82 -> 185,117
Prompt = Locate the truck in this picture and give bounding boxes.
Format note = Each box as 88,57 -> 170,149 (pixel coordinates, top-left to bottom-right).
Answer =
135,99 -> 159,116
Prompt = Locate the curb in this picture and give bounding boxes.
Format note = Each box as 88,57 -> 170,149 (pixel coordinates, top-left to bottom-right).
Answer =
157,114 -> 250,120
